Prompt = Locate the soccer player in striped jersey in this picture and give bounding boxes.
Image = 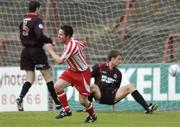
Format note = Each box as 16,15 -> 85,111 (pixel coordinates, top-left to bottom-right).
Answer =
45,25 -> 97,123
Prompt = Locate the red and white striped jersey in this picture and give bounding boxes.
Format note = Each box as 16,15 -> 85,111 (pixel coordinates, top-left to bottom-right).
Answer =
60,38 -> 89,72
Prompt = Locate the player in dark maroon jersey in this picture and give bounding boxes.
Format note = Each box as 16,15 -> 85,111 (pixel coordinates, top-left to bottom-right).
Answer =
78,50 -> 158,113
16,0 -> 61,111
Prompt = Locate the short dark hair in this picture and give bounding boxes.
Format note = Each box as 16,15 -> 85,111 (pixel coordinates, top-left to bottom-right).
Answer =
29,0 -> 40,12
60,25 -> 73,38
107,50 -> 121,61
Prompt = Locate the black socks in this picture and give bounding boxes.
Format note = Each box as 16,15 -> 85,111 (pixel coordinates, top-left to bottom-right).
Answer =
131,90 -> 149,111
47,81 -> 60,105
19,81 -> 32,100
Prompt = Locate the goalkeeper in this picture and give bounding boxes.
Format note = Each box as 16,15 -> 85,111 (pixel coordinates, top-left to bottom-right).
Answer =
16,0 -> 61,111
78,50 -> 158,113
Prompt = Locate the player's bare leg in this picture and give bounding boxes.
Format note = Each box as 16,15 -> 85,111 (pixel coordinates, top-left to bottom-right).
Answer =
54,79 -> 72,119
115,84 -> 158,114
76,83 -> 101,112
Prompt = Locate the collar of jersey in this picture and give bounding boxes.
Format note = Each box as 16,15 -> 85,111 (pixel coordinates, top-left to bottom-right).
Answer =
26,12 -> 37,16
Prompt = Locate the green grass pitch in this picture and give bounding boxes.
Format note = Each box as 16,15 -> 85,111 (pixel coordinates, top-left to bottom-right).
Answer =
0,111 -> 180,127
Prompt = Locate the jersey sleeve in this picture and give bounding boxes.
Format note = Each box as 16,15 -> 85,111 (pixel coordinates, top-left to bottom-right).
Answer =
61,40 -> 76,61
34,19 -> 52,44
116,71 -> 122,88
78,41 -> 87,49
19,22 -> 23,40
91,64 -> 100,78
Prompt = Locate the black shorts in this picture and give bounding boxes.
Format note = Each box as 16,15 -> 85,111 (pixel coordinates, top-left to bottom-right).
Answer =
99,88 -> 119,105
20,47 -> 50,71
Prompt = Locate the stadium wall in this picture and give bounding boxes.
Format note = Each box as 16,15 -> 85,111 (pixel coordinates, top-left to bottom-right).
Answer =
53,63 -> 180,112
0,63 -> 179,112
